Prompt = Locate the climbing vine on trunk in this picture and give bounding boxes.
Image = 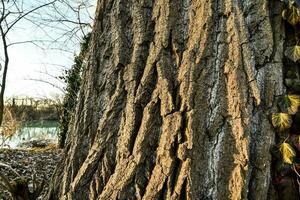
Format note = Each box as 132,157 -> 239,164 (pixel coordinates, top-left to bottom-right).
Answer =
58,33 -> 91,148
272,0 -> 300,198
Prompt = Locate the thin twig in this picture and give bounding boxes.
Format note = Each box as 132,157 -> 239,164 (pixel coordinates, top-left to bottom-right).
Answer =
0,162 -> 22,178
293,164 -> 300,177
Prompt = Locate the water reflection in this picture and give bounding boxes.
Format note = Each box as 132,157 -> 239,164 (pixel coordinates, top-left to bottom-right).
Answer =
1,121 -> 58,148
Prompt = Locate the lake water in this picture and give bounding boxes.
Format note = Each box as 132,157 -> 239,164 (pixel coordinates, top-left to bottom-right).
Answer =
0,121 -> 59,148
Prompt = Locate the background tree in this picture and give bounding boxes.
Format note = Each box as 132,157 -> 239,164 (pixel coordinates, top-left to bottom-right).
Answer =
0,0 -> 94,126
48,0 -> 285,199
0,0 -> 57,126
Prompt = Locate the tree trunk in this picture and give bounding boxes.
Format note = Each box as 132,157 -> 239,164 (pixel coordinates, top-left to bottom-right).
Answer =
48,0 -> 285,199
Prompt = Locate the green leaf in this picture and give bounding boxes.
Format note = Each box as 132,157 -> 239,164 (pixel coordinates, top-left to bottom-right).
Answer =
285,45 -> 300,62
287,95 -> 300,114
281,0 -> 300,7
280,94 -> 300,114
282,5 -> 300,25
272,113 -> 292,132
289,0 -> 300,7
280,142 -> 296,164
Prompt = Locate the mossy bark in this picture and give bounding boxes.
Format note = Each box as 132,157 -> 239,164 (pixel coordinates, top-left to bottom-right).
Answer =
48,0 -> 285,199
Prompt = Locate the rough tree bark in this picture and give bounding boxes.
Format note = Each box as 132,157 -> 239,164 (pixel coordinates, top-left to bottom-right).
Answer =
48,0 -> 285,199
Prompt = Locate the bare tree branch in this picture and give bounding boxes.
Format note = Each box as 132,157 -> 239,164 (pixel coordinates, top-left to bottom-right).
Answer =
7,39 -> 51,47
5,0 -> 58,35
0,0 -> 95,127
25,78 -> 64,92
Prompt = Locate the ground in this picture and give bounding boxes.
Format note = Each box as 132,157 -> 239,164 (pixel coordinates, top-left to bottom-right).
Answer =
0,148 -> 61,199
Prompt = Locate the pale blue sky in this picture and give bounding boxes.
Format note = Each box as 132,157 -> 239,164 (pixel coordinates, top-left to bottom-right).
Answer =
6,42 -> 71,98
2,0 -> 95,98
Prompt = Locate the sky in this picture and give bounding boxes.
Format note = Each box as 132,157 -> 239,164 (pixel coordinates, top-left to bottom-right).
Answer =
2,0 -> 95,99
6,32 -> 72,98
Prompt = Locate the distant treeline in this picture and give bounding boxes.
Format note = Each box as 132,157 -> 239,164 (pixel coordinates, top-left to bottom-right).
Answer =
5,97 -> 60,122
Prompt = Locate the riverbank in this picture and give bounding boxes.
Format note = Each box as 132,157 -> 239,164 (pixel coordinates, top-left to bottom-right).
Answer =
0,148 -> 62,199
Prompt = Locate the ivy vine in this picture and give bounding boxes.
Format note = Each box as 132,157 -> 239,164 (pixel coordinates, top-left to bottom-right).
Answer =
272,0 -> 300,196
58,33 -> 91,148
